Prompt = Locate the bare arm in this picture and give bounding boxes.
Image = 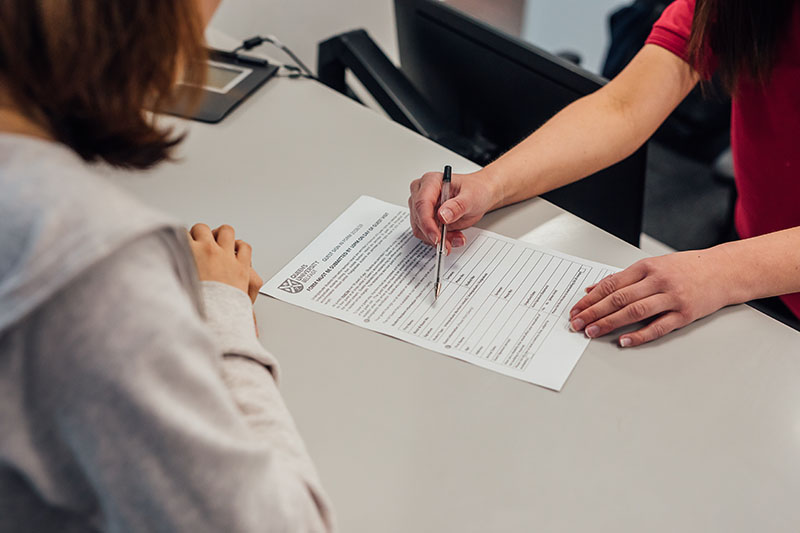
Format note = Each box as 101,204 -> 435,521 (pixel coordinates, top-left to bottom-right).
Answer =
486,44 -> 700,205
724,228 -> 800,303
568,225 -> 800,347
408,44 -> 700,247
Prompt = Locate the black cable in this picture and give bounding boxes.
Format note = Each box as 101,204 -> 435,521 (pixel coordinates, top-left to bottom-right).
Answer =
277,64 -> 315,80
233,34 -> 316,80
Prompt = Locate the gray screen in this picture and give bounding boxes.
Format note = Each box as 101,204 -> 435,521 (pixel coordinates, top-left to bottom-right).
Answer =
205,63 -> 245,91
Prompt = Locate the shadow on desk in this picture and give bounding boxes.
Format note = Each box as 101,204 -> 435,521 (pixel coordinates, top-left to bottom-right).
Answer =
748,297 -> 800,332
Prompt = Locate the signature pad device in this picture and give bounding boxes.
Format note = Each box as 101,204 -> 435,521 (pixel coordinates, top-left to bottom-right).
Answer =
162,49 -> 278,123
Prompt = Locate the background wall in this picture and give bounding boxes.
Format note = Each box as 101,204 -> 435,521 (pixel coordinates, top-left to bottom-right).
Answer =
209,0 -> 625,75
210,0 -> 400,67
520,0 -> 624,73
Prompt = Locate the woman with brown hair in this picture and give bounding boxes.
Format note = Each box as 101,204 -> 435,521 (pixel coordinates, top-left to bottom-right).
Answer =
0,1 -> 333,531
408,0 -> 800,347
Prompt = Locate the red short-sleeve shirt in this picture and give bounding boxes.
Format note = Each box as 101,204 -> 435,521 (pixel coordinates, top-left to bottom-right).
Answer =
646,0 -> 800,318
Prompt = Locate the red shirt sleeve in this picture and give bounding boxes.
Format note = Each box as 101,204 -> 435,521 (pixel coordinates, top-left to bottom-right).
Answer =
645,0 -> 696,62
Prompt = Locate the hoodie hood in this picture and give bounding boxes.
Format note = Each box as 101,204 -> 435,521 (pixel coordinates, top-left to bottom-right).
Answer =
0,134 -> 177,332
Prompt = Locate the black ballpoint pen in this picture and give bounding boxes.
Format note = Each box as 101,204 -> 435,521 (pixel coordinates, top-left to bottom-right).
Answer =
434,165 -> 452,300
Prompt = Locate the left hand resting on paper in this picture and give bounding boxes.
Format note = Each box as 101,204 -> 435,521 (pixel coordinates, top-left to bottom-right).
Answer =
568,248 -> 735,347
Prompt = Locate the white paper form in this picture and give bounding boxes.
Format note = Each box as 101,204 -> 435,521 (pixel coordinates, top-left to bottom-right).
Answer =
262,196 -> 619,390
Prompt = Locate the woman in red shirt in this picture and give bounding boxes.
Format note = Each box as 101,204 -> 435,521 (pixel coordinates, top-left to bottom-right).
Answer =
408,0 -> 800,347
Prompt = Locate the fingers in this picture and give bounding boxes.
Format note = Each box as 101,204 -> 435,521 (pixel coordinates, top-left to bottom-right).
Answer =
618,311 -> 686,347
409,173 -> 443,245
446,230 -> 466,249
438,195 -> 472,228
569,278 -> 659,332
189,223 -> 214,243
578,293 -> 673,339
247,266 -> 263,304
408,195 -> 428,244
570,265 -> 647,318
235,239 -> 252,267
212,224 -> 236,252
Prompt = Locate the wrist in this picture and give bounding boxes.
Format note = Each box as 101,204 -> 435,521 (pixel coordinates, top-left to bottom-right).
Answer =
476,164 -> 506,211
707,242 -> 755,306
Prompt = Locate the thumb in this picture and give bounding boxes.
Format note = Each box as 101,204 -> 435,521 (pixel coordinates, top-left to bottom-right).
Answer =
438,194 -> 473,225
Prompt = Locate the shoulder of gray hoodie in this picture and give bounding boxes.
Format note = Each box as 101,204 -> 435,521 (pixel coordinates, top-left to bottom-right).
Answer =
0,135 -> 334,533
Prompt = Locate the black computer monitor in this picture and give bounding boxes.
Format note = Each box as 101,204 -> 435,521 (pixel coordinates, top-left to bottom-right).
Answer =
394,0 -> 647,246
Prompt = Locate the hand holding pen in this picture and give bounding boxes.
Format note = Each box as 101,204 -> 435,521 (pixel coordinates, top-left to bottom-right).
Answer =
408,168 -> 500,254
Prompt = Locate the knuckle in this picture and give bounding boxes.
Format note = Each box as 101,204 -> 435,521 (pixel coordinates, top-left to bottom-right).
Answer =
627,301 -> 649,321
609,291 -> 628,309
413,198 -> 429,213
677,308 -> 694,323
450,196 -> 468,214
638,258 -> 654,273
598,276 -> 618,297
580,308 -> 598,324
650,322 -> 667,339
667,283 -> 687,306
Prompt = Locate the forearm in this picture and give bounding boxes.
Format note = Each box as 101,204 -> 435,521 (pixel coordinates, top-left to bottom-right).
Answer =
713,226 -> 800,305
483,90 -> 647,207
220,355 -> 335,531
39,233 -> 334,532
202,281 -> 335,518
481,45 -> 698,209
201,281 -> 335,530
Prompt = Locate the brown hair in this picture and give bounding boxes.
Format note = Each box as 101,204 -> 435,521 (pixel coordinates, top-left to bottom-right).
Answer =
687,0 -> 797,93
0,2 -> 207,169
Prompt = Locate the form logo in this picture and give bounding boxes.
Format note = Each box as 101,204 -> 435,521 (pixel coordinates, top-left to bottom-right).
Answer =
278,279 -> 304,294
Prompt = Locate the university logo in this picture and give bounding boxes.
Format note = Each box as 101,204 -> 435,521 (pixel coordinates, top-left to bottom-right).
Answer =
278,278 -> 304,294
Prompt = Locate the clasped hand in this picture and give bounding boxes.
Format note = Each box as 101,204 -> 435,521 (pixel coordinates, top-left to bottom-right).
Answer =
188,223 -> 263,304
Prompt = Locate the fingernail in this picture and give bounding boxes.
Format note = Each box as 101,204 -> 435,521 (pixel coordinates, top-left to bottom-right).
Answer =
569,318 -> 585,332
585,325 -> 599,338
620,337 -> 632,347
428,231 -> 439,244
440,207 -> 453,223
570,308 -> 579,318
453,236 -> 465,247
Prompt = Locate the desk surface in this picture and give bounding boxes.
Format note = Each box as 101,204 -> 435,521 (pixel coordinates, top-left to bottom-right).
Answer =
117,77 -> 800,532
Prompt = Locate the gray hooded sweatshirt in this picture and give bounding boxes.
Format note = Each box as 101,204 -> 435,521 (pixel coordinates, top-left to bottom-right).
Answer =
0,135 -> 334,532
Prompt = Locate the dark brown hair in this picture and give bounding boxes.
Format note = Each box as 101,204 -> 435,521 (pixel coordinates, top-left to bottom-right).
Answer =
687,0 -> 797,93
0,2 -> 206,169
